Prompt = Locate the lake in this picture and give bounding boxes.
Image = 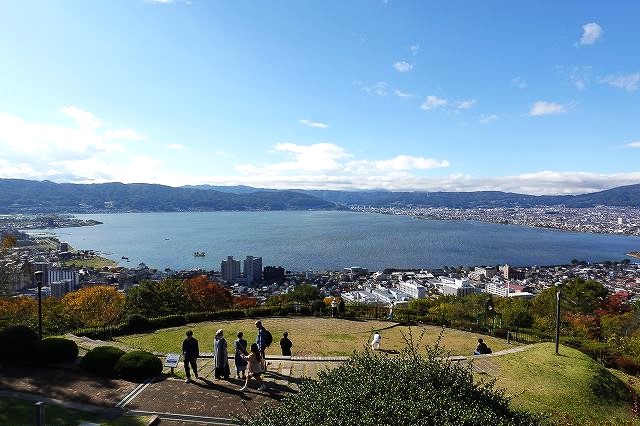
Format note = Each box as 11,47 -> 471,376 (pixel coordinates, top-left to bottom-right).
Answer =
32,211 -> 640,271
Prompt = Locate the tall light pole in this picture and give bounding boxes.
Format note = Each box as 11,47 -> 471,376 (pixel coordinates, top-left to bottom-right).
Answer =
34,270 -> 44,340
554,281 -> 564,355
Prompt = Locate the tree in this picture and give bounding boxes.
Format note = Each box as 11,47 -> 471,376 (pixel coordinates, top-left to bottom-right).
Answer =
0,297 -> 37,330
242,335 -> 538,425
234,295 -> 258,309
63,286 -> 125,328
184,275 -> 233,312
563,278 -> 608,315
286,284 -> 321,304
125,279 -> 187,317
1,235 -> 17,253
500,298 -> 534,328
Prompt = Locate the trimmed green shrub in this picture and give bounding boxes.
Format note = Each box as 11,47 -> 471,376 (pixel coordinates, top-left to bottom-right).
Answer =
30,338 -> 79,364
148,315 -> 185,329
185,309 -> 246,323
114,350 -> 162,380
80,346 -> 126,376
127,314 -> 151,333
243,336 -> 539,426
0,325 -> 38,363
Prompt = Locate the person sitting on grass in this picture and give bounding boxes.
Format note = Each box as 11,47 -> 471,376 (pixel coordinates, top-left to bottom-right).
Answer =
240,343 -> 267,391
473,338 -> 492,355
371,331 -> 381,350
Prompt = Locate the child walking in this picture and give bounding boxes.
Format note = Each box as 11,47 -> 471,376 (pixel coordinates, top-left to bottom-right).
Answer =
240,343 -> 267,391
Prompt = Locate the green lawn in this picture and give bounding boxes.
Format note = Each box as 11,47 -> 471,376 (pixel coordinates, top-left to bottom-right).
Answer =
116,317 -> 514,356
0,397 -> 149,426
490,342 -> 639,426
63,255 -> 117,269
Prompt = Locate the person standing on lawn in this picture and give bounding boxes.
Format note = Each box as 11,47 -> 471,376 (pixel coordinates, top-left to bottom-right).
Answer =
280,332 -> 293,356
213,329 -> 230,379
182,330 -> 199,383
255,320 -> 268,360
234,331 -> 249,379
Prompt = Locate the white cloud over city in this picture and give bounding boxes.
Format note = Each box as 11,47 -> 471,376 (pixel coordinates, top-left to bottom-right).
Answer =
2,107 -> 640,196
580,22 -> 603,45
529,101 -> 568,116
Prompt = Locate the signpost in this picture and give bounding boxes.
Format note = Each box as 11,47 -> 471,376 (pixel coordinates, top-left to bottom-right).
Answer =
164,353 -> 180,375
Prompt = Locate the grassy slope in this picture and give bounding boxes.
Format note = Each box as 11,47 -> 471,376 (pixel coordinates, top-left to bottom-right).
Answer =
116,317 -> 514,356
491,343 -> 639,425
0,397 -> 149,426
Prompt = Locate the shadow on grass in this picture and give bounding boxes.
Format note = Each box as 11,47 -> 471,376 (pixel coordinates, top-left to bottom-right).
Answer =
589,365 -> 632,406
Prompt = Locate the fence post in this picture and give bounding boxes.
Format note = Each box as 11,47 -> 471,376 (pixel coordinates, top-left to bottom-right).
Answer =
35,401 -> 45,426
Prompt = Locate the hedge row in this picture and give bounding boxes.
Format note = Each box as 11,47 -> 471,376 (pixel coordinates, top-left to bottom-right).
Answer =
0,326 -> 79,365
563,336 -> 640,375
80,346 -> 162,380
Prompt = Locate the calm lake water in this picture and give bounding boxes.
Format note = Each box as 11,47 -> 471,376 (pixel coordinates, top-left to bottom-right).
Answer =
32,211 -> 640,271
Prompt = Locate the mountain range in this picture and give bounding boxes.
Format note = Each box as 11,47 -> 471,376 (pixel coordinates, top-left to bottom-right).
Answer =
1,179 -> 640,214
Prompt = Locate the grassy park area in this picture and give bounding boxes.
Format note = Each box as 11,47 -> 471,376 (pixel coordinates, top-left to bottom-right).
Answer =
491,343 -> 638,425
117,317 -> 514,356
0,397 -> 149,426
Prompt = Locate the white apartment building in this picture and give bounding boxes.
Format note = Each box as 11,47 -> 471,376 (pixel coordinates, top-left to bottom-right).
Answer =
48,268 -> 79,290
221,256 -> 241,282
50,279 -> 74,298
397,280 -> 427,299
243,256 -> 263,284
438,277 -> 480,297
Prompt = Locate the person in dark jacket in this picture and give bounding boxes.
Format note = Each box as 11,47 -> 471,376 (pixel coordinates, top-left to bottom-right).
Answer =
182,330 -> 199,383
473,338 -> 492,355
280,332 -> 293,356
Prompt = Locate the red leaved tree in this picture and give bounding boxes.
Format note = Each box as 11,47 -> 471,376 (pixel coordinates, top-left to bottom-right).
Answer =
184,275 -> 233,312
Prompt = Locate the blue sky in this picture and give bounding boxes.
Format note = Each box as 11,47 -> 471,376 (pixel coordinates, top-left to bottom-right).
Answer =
0,0 -> 639,194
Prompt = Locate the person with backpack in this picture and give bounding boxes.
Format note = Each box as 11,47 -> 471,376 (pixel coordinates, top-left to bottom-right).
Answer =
473,338 -> 492,355
255,320 -> 272,361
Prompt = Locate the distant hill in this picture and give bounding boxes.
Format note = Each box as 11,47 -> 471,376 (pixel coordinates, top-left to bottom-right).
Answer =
182,184 -> 273,194
2,179 -> 640,213
0,179 -> 337,213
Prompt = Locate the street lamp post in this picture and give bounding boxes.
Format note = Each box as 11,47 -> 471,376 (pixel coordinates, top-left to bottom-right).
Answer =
554,281 -> 564,355
34,270 -> 44,340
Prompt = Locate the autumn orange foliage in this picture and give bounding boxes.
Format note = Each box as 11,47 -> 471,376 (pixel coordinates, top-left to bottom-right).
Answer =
63,285 -> 125,328
184,275 -> 233,312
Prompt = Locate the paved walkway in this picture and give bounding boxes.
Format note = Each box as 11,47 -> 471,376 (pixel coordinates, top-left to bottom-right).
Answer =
1,339 -> 538,425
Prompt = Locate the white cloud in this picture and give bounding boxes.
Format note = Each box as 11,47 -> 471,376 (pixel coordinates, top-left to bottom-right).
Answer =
393,61 -> 414,73
580,22 -> 603,45
409,44 -> 420,56
299,119 -> 329,129
61,105 -> 104,129
479,114 -> 499,124
625,141 -> 640,148
394,90 -> 414,99
421,96 -> 448,110
599,73 -> 640,92
234,143 -> 448,186
455,99 -> 476,110
511,77 -> 527,89
0,107 -> 162,184
166,143 -> 186,150
570,66 -> 592,90
529,101 -> 568,116
374,81 -> 387,96
105,129 -> 147,141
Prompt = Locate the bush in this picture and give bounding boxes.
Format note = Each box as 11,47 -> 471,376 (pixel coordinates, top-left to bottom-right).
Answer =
80,346 -> 126,376
0,325 -> 38,363
114,350 -> 162,380
243,337 -> 539,426
309,300 -> 325,315
185,309 -> 246,323
74,323 -> 127,340
148,315 -> 185,329
611,354 -> 640,376
30,338 -> 79,364
127,314 -> 151,333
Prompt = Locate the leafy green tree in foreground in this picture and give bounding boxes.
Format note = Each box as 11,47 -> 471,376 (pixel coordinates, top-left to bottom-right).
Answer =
241,329 -> 539,426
